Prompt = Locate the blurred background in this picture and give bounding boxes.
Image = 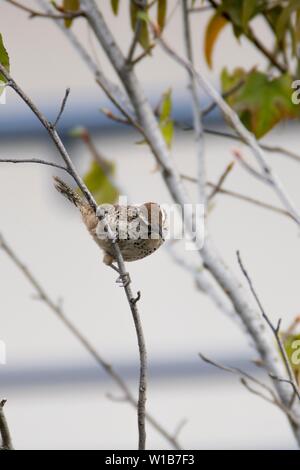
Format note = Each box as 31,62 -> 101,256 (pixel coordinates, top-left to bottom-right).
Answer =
0,0 -> 300,449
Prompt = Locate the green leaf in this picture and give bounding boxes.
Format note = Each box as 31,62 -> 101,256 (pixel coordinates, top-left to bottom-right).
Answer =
204,13 -> 228,68
221,68 -> 300,138
157,0 -> 167,32
111,0 -> 120,15
130,1 -> 150,51
63,0 -> 80,28
0,33 -> 10,88
158,89 -> 174,148
82,160 -> 119,205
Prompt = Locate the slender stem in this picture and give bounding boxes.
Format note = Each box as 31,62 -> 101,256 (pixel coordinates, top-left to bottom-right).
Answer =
6,0 -> 85,19
109,239 -> 147,450
208,161 -> 234,201
237,252 -> 300,403
0,158 -> 69,173
0,400 -> 13,450
201,128 -> 300,164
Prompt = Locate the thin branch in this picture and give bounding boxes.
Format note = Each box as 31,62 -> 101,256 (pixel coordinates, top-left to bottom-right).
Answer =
199,353 -> 299,423
0,233 -> 180,450
153,26 -> 300,225
0,400 -> 13,450
126,0 -> 148,64
6,0 -> 85,19
201,128 -> 300,164
202,77 -> 246,116
53,88 -> 70,128
237,252 -> 300,402
207,183 -> 297,222
232,148 -> 271,184
181,173 -> 297,222
182,0 -> 206,205
107,231 -> 147,450
208,161 -> 234,201
270,375 -> 300,402
0,63 -> 96,209
0,158 -> 70,173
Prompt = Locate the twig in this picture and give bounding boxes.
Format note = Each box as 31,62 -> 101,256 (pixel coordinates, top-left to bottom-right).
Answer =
127,0 -> 148,64
182,0 -> 206,205
0,233 -> 180,450
202,78 -> 246,116
53,88 -> 70,128
199,353 -> 299,422
237,252 -> 300,403
6,0 -> 85,19
232,148 -> 271,184
108,234 -> 147,450
208,161 -> 234,201
0,400 -> 13,450
0,63 -> 96,209
181,174 -> 297,222
270,376 -> 300,402
0,158 -> 70,173
201,128 -> 300,164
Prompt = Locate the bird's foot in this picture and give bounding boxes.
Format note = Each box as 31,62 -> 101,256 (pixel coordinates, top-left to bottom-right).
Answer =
116,272 -> 131,288
108,264 -> 131,288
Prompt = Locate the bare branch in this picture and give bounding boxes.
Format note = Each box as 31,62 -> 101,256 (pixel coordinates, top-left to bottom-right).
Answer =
0,158 -> 69,173
208,161 -> 235,201
237,252 -> 300,403
199,128 -> 300,164
199,353 -> 300,423
0,400 -> 13,450
6,0 -> 85,20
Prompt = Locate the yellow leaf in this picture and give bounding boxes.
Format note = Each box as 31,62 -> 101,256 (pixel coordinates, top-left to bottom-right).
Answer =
204,13 -> 228,69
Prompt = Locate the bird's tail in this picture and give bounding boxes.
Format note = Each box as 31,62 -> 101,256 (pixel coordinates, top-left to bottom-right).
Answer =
53,176 -> 83,208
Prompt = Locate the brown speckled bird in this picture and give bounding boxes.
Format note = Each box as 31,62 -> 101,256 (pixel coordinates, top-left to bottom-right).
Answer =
54,177 -> 167,267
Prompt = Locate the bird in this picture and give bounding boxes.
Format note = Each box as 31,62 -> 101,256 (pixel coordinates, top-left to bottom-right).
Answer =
53,177 -> 168,269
